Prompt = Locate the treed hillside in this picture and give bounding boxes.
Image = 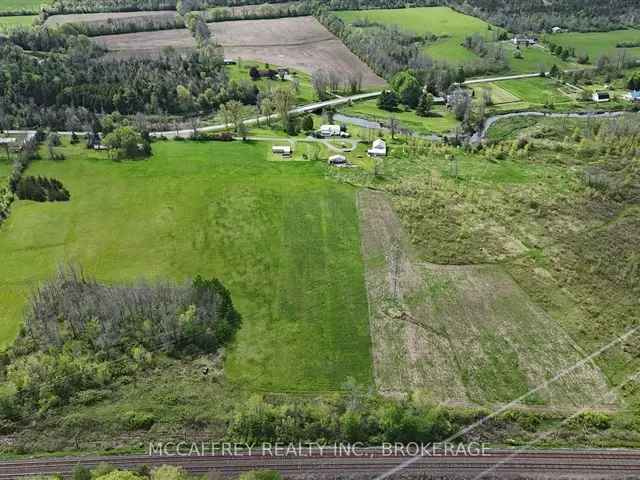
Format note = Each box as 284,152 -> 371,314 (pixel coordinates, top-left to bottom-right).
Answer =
454,0 -> 640,32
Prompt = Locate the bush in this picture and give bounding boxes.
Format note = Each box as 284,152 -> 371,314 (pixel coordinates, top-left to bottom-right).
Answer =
567,411 -> 612,431
15,176 -> 70,202
124,411 -> 156,431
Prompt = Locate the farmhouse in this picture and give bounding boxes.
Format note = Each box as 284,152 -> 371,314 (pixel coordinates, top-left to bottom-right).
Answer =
368,139 -> 387,157
272,145 -> 292,156
512,36 -> 537,46
592,91 -> 611,103
319,125 -> 349,138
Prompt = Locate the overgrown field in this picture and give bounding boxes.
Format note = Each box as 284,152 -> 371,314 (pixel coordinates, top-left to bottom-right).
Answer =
335,7 -> 493,65
0,140 -> 372,391
333,113 -> 640,409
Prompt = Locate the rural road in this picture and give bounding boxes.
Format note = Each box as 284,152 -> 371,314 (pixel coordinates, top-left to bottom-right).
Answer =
462,72 -> 545,85
2,449 -> 640,478
152,91 -> 383,139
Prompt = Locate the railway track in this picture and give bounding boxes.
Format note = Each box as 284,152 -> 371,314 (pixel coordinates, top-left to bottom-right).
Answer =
1,450 -> 640,479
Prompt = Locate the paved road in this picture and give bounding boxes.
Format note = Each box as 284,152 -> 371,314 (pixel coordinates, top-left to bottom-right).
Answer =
463,72 -> 545,85
1,449 -> 640,478
152,91 -> 382,139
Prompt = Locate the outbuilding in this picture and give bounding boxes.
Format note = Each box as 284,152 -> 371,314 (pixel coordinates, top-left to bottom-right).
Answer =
328,154 -> 347,165
272,145 -> 292,156
368,139 -> 387,157
592,91 -> 611,103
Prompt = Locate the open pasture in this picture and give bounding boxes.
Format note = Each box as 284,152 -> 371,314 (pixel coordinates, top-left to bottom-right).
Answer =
335,7 -> 494,65
551,29 -> 640,61
502,42 -> 575,74
94,16 -> 385,86
0,14 -> 35,29
0,140 -> 373,391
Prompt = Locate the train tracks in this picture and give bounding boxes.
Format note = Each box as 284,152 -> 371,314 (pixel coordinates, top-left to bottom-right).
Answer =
1,450 -> 640,478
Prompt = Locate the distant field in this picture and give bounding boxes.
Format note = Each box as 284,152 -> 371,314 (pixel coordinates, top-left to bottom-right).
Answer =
0,140 -> 373,391
494,77 -> 572,105
94,16 -> 384,86
472,82 -> 521,105
0,0 -> 41,12
44,10 -> 177,26
551,29 -> 640,61
335,7 -> 493,65
341,99 -> 459,135
0,14 -> 35,29
503,43 -> 575,74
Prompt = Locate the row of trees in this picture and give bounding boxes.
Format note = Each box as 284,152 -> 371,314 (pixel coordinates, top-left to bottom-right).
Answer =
15,176 -> 70,202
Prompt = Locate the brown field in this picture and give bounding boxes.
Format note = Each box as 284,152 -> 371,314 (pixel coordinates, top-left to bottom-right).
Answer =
44,10 -> 178,26
93,16 -> 385,86
358,189 -> 615,407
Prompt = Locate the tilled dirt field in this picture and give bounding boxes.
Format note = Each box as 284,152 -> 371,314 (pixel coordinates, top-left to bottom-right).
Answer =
93,16 -> 385,86
44,10 -> 178,26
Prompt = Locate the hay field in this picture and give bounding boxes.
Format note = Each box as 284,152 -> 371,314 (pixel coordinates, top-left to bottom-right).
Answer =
94,16 -> 385,86
358,189 -> 615,407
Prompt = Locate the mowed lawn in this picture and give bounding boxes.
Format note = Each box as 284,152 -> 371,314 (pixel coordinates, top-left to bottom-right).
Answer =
494,77 -> 572,105
0,141 -> 373,391
335,7 -> 493,65
551,29 -> 640,60
0,14 -> 35,29
341,99 -> 459,134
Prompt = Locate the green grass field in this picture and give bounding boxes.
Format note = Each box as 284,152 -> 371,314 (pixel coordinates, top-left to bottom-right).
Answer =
226,61 -> 316,105
0,14 -> 35,29
341,99 -> 459,135
0,140 -> 373,391
503,43 -> 575,74
0,0 -> 42,12
550,29 -> 640,61
335,7 -> 494,65
493,77 -> 572,105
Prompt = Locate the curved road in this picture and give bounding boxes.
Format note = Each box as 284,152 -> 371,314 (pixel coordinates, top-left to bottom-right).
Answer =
1,449 -> 640,478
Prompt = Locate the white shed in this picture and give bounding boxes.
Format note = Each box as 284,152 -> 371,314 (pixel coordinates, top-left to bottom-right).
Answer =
368,139 -> 387,157
272,145 -> 292,156
320,125 -> 342,137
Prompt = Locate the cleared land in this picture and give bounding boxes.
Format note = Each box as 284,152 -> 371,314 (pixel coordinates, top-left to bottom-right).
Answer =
551,29 -> 640,61
0,140 -> 372,391
335,7 -> 492,65
493,77 -> 572,105
341,100 -> 459,135
502,43 -> 575,74
358,189 -> 614,406
94,16 -> 385,86
0,14 -> 36,30
44,10 -> 178,26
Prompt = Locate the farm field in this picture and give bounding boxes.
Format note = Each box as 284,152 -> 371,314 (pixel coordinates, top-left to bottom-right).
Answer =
0,14 -> 35,30
0,140 -> 373,391
492,77 -> 573,105
340,100 -> 459,135
94,16 -> 385,86
44,10 -> 178,26
550,29 -> 640,61
335,7 -> 493,65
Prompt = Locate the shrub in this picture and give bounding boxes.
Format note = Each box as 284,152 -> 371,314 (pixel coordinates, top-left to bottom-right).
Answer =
567,411 -> 612,431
